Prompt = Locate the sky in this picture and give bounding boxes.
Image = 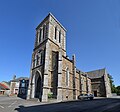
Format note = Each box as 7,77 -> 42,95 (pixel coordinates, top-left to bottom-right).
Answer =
0,0 -> 120,86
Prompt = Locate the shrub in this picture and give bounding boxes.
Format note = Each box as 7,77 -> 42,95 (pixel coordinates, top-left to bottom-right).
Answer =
48,92 -> 53,99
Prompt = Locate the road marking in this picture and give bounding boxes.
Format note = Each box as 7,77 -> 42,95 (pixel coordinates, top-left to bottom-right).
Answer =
8,101 -> 17,107
0,105 -> 4,109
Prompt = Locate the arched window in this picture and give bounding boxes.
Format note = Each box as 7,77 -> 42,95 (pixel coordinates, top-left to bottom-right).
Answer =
59,30 -> 61,43
34,53 -> 40,67
54,27 -> 57,40
43,25 -> 46,40
40,52 -> 43,64
33,50 -> 44,68
35,31 -> 39,46
36,54 -> 40,66
34,54 -> 37,67
66,68 -> 69,87
38,28 -> 42,43
45,24 -> 48,39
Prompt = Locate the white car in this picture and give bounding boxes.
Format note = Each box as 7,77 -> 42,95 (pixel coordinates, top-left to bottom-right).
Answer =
78,94 -> 94,100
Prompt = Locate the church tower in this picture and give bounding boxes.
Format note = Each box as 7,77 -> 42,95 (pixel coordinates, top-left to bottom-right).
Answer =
27,13 -> 66,102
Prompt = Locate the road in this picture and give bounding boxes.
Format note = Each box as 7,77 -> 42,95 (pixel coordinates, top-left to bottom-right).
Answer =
0,96 -> 120,112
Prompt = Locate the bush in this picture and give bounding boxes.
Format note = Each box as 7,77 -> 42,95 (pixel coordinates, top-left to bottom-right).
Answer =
48,92 -> 53,99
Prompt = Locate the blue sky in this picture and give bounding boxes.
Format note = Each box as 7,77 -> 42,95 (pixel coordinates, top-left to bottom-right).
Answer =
0,0 -> 120,86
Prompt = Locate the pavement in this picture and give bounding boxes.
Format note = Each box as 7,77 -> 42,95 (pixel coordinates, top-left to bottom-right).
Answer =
0,95 -> 120,112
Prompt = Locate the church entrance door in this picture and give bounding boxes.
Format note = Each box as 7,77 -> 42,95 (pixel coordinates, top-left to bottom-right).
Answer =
94,91 -> 97,97
35,71 -> 42,101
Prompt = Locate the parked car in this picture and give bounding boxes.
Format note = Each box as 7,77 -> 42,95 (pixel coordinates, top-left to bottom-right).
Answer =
78,94 -> 94,100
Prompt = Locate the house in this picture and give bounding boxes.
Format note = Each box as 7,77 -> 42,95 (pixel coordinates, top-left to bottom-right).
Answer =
0,82 -> 10,95
10,77 -> 29,98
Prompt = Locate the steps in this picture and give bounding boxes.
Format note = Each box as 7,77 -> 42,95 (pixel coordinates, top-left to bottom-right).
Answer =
27,98 -> 40,102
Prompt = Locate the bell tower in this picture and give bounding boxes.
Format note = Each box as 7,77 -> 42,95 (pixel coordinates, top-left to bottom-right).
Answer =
27,13 -> 66,102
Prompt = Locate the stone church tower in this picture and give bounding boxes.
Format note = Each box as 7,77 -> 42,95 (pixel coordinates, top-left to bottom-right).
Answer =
27,13 -> 67,102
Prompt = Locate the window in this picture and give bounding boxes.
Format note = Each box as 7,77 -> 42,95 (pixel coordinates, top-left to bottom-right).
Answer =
15,89 -> 18,94
21,80 -> 25,87
54,27 -> 57,40
34,51 -> 44,67
21,83 -> 25,87
34,55 -> 37,67
36,31 -> 39,45
40,52 -> 43,64
59,31 -> 61,43
38,29 -> 42,43
20,89 -> 25,94
43,25 -> 46,40
22,79 -> 25,83
66,68 -> 69,87
45,24 -> 48,39
36,54 -> 40,66
33,58 -> 36,68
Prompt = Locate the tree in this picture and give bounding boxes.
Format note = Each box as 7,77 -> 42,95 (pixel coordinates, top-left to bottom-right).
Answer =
116,86 -> 120,95
108,74 -> 120,95
108,74 -> 117,93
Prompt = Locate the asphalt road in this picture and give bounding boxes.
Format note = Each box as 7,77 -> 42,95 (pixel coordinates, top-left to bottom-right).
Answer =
0,96 -> 120,112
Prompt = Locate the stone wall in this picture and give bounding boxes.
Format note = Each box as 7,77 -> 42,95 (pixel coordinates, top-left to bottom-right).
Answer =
62,56 -> 73,100
91,77 -> 106,97
49,14 -> 66,54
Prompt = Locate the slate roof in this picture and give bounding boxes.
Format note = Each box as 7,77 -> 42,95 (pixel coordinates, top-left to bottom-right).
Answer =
10,77 -> 29,82
1,81 -> 10,89
76,68 -> 91,79
2,81 -> 10,85
0,83 -> 9,90
86,68 -> 106,79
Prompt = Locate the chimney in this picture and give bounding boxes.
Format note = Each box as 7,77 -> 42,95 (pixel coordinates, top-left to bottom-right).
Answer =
13,75 -> 16,80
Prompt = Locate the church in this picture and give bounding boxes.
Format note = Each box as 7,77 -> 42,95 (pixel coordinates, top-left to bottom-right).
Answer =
27,13 -> 112,102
